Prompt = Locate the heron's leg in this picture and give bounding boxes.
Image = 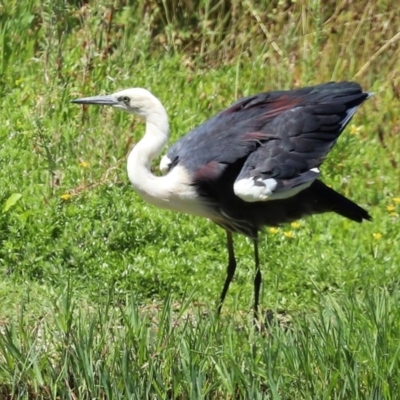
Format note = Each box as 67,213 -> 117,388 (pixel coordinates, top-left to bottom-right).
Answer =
253,237 -> 262,320
217,230 -> 236,314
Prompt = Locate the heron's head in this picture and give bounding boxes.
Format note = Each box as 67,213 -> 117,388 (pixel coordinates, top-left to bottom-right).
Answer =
71,88 -> 162,119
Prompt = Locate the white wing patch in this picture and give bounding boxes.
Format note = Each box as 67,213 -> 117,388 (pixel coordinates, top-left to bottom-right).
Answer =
234,177 -> 278,202
234,168 -> 320,202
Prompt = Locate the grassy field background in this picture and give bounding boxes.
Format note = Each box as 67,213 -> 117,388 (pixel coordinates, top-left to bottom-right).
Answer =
1,0 -> 400,397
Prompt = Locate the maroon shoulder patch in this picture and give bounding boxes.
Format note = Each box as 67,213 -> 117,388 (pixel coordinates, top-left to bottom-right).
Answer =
193,161 -> 225,182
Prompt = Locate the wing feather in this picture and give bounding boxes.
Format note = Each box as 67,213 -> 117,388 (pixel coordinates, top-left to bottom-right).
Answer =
234,88 -> 370,202
161,82 -> 369,205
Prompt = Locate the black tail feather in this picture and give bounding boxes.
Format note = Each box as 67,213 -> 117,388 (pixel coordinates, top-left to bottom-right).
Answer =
312,180 -> 371,222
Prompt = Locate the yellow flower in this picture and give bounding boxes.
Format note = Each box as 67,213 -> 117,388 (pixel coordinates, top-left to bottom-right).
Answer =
349,124 -> 363,135
349,124 -> 358,135
372,232 -> 382,240
284,231 -> 294,239
269,227 -> 279,234
393,197 -> 400,203
290,221 -> 301,229
79,161 -> 90,168
60,193 -> 71,201
386,205 -> 396,212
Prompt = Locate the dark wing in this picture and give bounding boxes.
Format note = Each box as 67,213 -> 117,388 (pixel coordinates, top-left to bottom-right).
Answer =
233,88 -> 370,202
163,82 -> 370,202
162,83 -> 311,173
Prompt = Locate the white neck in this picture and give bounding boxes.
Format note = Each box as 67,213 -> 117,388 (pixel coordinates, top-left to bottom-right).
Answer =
126,95 -> 210,218
127,102 -> 170,200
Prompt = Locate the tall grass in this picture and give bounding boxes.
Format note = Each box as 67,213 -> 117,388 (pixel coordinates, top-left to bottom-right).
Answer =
1,286 -> 400,398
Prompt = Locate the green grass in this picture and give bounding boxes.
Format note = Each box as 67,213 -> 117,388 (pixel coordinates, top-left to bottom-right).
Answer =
2,288 -> 400,398
1,0 -> 400,397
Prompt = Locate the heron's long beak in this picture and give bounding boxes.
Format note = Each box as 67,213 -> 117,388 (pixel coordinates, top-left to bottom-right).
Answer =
71,95 -> 118,106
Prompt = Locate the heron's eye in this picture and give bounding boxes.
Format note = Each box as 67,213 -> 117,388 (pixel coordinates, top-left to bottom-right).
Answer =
119,96 -> 130,104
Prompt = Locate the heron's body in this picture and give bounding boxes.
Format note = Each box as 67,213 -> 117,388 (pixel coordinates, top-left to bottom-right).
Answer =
72,82 -> 371,317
